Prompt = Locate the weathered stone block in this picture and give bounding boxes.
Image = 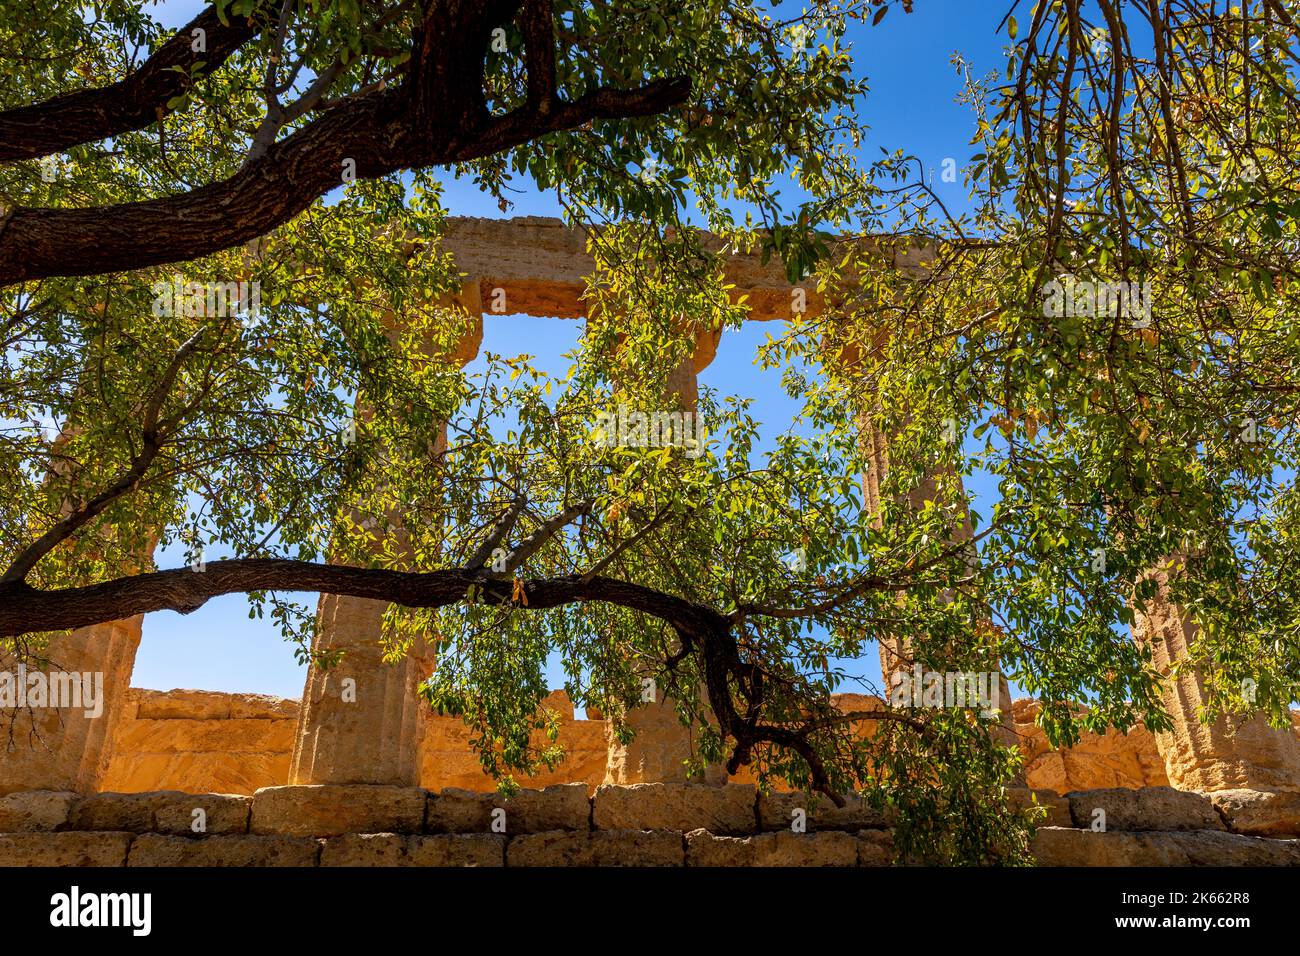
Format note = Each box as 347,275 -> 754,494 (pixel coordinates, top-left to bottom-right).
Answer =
754,830 -> 858,866
228,694 -> 300,720
320,832 -> 406,866
1066,786 -> 1222,831
1006,787 -> 1073,828
251,785 -> 425,836
593,783 -> 755,835
1210,789 -> 1300,837
119,718 -> 291,754
1033,827 -> 1175,866
685,829 -> 857,866
134,688 -> 232,720
128,833 -> 318,866
426,786 -> 588,834
154,793 -> 250,835
756,791 -> 890,831
685,829 -> 752,866
0,790 -> 78,832
408,834 -> 504,866
502,783 -> 590,832
69,791 -> 180,832
1165,830 -> 1300,866
1031,826 -> 1300,866
320,833 -> 504,866
425,788 -> 494,833
421,716 -> 608,793
857,828 -> 896,866
0,831 -> 130,866
508,829 -> 683,866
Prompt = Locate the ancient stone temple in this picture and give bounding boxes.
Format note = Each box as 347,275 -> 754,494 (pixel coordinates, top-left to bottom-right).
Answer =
3,217 -> 1300,866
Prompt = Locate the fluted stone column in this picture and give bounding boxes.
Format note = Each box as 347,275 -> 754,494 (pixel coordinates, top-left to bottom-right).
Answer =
1,424 -> 153,795
604,325 -> 727,785
290,283 -> 483,786
1132,563 -> 1300,792
860,415 -> 1020,756
833,319 -> 1022,766
290,597 -> 435,786
0,617 -> 143,795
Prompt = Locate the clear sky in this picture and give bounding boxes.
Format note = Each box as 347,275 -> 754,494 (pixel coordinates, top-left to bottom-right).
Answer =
130,0 -> 1016,702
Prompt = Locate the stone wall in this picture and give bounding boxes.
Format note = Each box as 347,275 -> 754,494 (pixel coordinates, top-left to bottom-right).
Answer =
100,688 -> 610,794
1013,699 -> 1171,791
100,690 -> 297,795
418,691 -> 609,791
103,687 -> 1294,796
16,686 -> 1300,866
0,782 -> 1297,866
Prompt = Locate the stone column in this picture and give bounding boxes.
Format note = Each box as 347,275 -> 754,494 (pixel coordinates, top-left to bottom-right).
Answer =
0,617 -> 143,795
1132,563 -> 1300,792
604,325 -> 727,785
290,283 -> 483,786
1,425 -> 153,795
850,355 -> 1020,765
289,596 -> 434,786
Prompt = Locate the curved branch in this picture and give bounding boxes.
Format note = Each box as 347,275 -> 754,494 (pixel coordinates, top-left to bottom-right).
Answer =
0,89 -> 409,285
0,560 -> 726,638
0,550 -> 915,810
0,5 -> 264,164
0,75 -> 689,286
0,327 -> 209,585
471,76 -> 692,156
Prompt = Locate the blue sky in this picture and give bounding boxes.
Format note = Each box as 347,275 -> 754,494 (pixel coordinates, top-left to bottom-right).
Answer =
132,0 -> 1016,701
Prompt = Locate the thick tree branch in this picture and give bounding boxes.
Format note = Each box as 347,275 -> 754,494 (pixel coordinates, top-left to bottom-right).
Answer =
0,5 -> 264,164
0,89 -> 408,284
0,559 -> 725,638
521,0 -> 558,110
0,74 -> 689,286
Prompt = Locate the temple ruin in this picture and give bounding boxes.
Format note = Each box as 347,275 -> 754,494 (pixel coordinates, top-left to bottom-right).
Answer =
3,216 -> 1300,866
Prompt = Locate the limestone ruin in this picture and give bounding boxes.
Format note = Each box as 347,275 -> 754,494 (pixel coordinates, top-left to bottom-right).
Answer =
4,216 -> 1300,867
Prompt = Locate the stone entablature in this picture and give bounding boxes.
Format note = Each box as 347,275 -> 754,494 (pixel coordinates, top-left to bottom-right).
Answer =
0,783 -> 1297,866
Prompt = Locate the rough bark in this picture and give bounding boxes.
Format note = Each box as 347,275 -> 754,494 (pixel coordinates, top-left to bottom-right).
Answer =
0,0 -> 690,286
0,5 -> 264,164
0,560 -> 722,638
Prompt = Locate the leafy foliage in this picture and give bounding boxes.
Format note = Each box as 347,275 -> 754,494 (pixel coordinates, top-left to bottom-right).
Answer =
4,0 -> 1299,865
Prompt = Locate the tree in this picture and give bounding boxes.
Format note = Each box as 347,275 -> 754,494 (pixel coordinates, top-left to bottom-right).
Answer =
3,0 -> 1299,865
